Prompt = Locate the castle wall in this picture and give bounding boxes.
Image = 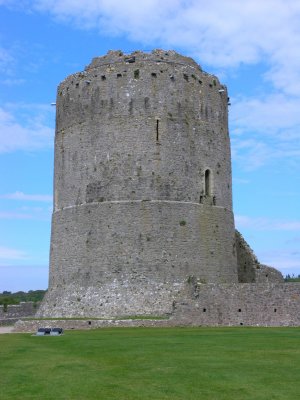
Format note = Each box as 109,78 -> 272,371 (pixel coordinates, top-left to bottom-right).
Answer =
173,283 -> 300,326
40,50 -> 238,318
15,283 -> 300,331
235,230 -> 284,283
0,302 -> 39,325
54,50 -> 232,211
38,201 -> 237,317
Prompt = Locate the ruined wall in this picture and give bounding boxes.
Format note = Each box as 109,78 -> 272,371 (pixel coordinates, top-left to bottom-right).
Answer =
39,50 -> 238,318
0,302 -> 39,325
235,230 -> 284,283
16,283 -> 300,329
173,283 -> 300,326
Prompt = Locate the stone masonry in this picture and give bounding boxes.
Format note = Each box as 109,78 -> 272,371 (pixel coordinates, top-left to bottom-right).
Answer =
0,302 -> 39,326
36,50 -> 300,326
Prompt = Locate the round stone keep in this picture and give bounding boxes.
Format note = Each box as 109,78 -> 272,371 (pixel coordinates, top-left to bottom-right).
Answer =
38,50 -> 238,318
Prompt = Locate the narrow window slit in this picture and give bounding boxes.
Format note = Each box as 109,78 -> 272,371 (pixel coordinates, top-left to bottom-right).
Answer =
156,120 -> 159,141
205,169 -> 211,196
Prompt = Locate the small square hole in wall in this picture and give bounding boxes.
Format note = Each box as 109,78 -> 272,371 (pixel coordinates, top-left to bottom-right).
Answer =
203,308 -> 206,312
238,309 -> 242,312
274,308 -> 277,312
151,72 -> 157,78
240,322 -> 243,326
101,75 -> 106,81
88,321 -> 92,325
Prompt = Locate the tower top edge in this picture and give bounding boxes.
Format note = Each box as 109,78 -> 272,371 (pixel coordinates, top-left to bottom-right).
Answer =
59,49 -> 226,90
85,49 -> 201,71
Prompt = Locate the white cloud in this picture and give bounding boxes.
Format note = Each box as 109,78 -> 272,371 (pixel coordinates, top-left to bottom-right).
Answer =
25,1 -> 300,90
0,192 -> 52,202
235,215 -> 300,231
0,246 -> 28,261
0,46 -> 14,74
2,1 -> 300,167
0,78 -> 25,86
0,104 -> 54,153
0,211 -> 33,219
231,94 -> 300,135
230,93 -> 300,169
257,249 -> 300,275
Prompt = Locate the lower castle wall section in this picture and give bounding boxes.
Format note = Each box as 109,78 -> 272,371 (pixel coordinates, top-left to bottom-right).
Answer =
39,200 -> 237,317
36,281 -> 183,318
49,200 -> 237,287
173,283 -> 300,326
0,302 -> 39,325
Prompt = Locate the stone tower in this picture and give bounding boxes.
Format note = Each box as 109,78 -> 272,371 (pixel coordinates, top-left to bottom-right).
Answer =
38,50 -> 238,318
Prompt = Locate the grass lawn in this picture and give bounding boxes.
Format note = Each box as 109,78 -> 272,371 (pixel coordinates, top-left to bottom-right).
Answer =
0,327 -> 300,399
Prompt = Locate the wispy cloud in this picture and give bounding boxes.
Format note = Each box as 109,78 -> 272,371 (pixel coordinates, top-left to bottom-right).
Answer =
0,104 -> 54,153
0,211 -> 33,219
0,78 -> 25,86
0,191 -> 52,202
0,246 -> 28,261
235,215 -> 300,231
3,0 -> 297,169
230,92 -> 300,169
0,46 -> 14,79
257,249 -> 300,274
23,1 -> 300,87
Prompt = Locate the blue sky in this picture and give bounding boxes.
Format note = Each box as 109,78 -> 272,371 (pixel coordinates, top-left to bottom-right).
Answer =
0,0 -> 299,291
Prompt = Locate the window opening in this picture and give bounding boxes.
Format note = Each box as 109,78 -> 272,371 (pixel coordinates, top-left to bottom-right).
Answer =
156,120 -> 159,141
205,169 -> 211,196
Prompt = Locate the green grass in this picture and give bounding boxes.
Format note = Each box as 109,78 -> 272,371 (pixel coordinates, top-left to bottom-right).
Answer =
1,327 -> 300,399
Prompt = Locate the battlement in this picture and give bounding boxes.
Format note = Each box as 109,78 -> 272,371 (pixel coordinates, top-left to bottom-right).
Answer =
86,49 -> 202,70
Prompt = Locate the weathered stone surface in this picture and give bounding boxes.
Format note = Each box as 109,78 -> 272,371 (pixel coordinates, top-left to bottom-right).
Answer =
36,50 -> 298,326
235,230 -> 283,283
0,302 -> 39,326
173,282 -> 300,326
39,49 -> 238,318
14,318 -> 174,333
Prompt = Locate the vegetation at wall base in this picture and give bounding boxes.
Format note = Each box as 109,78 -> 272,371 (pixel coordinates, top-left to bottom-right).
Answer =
0,290 -> 46,309
0,327 -> 300,400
